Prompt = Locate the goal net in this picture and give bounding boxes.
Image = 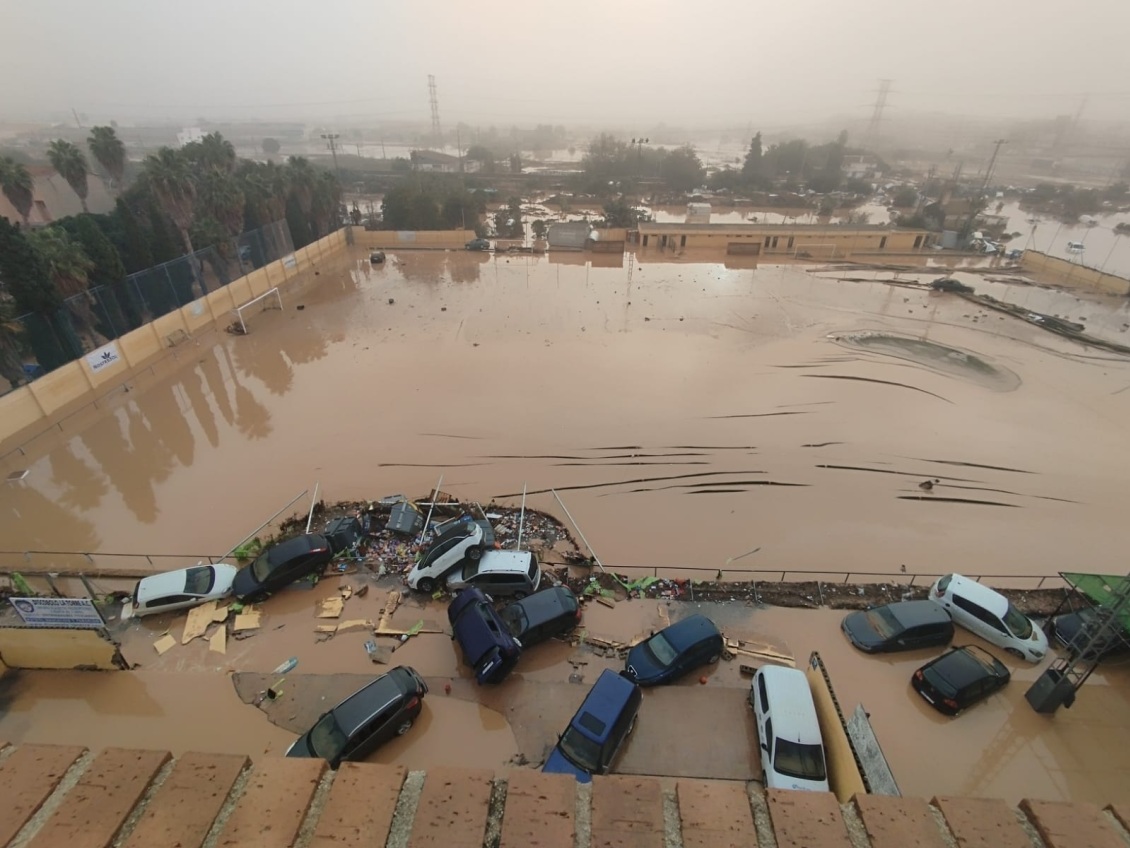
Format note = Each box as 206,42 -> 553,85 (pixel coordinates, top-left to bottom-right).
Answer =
229,287 -> 283,335
793,243 -> 838,261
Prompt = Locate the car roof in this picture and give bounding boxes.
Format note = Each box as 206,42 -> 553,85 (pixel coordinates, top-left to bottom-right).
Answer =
937,573 -> 1009,615
574,670 -> 637,741
886,600 -> 953,628
451,592 -> 514,661
474,550 -> 536,574
269,533 -> 328,563
662,614 -> 720,649
511,586 -> 575,617
927,646 -> 1007,688
333,669 -> 410,733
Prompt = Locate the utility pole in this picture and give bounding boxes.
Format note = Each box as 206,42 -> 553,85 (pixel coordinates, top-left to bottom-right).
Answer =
428,74 -> 443,150
321,133 -> 342,181
72,108 -> 83,129
864,79 -> 892,151
961,139 -> 1006,242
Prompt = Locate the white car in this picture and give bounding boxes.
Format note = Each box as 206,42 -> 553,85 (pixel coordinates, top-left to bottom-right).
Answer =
446,550 -> 541,598
928,573 -> 1048,663
406,522 -> 485,593
123,563 -> 238,619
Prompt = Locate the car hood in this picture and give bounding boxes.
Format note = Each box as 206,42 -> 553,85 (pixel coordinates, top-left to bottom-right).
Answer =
231,566 -> 262,598
542,748 -> 592,783
624,644 -> 665,683
841,612 -> 885,650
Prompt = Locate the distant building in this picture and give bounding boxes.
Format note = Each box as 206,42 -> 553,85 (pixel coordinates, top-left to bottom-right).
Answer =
409,150 -> 480,173
547,221 -> 594,250
844,155 -> 879,181
686,203 -> 711,224
0,166 -> 114,227
177,127 -> 205,147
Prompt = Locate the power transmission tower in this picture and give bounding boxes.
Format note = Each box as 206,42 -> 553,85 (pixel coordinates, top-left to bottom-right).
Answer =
428,74 -> 442,150
864,79 -> 892,150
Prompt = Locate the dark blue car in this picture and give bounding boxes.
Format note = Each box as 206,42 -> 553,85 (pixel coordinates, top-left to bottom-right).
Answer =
623,614 -> 723,686
543,669 -> 642,783
448,588 -> 522,684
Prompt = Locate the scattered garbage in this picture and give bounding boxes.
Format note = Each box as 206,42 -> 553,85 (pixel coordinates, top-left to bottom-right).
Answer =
272,657 -> 298,675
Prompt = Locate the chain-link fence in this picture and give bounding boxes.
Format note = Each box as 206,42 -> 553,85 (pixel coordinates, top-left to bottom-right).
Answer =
2,220 -> 294,394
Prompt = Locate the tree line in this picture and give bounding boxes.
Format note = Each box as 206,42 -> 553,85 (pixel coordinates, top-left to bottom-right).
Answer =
0,128 -> 343,387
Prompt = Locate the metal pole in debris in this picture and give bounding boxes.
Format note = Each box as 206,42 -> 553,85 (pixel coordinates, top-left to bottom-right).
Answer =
221,488 -> 309,560
305,482 -> 320,533
516,483 -> 527,550
418,473 -> 444,543
550,489 -> 605,573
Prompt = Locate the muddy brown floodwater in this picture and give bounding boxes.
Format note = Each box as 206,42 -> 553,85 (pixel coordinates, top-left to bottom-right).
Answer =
2,246 -> 1130,803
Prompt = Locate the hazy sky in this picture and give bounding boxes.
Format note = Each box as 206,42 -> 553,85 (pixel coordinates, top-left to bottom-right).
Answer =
4,0 -> 1130,129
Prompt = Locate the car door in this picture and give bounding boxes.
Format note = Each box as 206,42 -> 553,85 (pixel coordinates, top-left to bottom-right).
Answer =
952,596 -> 992,642
753,676 -> 771,773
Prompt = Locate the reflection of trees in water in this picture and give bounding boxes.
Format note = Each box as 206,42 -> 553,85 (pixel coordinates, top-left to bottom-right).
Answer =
447,254 -> 484,284
82,411 -> 156,524
277,318 -> 329,366
233,328 -> 294,396
181,364 -> 220,449
122,405 -> 175,523
234,384 -> 272,440
200,347 -> 236,427
141,384 -> 196,469
48,442 -> 108,511
395,256 -> 444,285
0,485 -> 101,552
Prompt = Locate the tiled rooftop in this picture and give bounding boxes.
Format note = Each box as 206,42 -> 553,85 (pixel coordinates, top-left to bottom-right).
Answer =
1,743 -> 1128,848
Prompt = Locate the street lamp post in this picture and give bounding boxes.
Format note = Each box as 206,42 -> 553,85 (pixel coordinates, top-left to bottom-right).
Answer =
321,133 -> 342,181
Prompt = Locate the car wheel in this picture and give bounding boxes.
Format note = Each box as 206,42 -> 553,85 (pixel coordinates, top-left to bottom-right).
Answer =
708,652 -> 721,664
513,591 -> 527,600
417,577 -> 435,593
395,720 -> 413,736
1005,647 -> 1025,660
466,546 -> 482,561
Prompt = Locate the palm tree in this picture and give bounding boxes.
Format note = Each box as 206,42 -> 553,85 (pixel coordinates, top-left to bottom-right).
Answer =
87,126 -> 126,192
185,132 -> 236,174
197,169 -> 245,236
46,140 -> 90,213
286,156 -> 317,217
27,227 -> 93,299
0,156 -> 35,224
310,171 -> 342,237
143,147 -> 197,256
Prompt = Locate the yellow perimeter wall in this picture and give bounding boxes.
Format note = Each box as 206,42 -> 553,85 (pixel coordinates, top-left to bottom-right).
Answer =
0,627 -> 123,670
638,224 -> 931,255
1020,250 -> 1130,295
356,229 -> 476,249
0,229 -> 349,447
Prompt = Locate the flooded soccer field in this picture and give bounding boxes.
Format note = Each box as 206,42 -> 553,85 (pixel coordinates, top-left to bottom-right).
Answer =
2,245 -> 1130,804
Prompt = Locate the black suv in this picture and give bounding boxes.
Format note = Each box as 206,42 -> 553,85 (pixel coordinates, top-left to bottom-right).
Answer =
499,587 -> 582,647
286,666 -> 428,767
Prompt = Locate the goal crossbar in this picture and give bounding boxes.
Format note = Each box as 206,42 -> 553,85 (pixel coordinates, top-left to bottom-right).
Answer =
231,287 -> 283,334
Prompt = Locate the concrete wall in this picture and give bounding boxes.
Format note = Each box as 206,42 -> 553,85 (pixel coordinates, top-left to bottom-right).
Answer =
0,229 -> 349,449
638,224 -> 931,256
355,229 -> 476,250
1020,250 -> 1130,295
0,627 -> 123,670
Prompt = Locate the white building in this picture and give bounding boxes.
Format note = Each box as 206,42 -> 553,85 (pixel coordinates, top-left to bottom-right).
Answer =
176,127 -> 205,147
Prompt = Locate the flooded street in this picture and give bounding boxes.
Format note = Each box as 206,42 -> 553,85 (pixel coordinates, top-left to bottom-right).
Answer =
3,244 -> 1130,805
3,246 -> 1130,581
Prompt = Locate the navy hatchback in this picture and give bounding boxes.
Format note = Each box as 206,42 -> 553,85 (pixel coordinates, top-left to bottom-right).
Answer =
448,588 -> 522,684
543,669 -> 642,782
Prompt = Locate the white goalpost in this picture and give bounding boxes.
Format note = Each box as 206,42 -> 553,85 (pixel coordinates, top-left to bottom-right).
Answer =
230,287 -> 283,335
793,243 -> 838,261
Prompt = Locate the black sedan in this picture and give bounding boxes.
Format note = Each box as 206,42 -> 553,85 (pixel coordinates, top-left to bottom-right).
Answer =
911,646 -> 1010,716
841,600 -> 954,653
499,587 -> 582,647
286,666 -> 428,767
1050,607 -> 1130,660
232,533 -> 333,602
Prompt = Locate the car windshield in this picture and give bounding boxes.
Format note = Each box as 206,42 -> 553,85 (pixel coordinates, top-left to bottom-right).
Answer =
864,607 -> 900,638
645,632 -> 678,666
774,739 -> 827,781
500,604 -> 528,635
184,566 -> 215,595
307,713 -> 348,761
558,726 -> 602,773
462,560 -> 482,579
1003,604 -> 1033,638
250,549 -> 275,582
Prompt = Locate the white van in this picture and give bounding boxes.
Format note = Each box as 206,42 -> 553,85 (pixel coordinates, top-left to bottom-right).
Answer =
928,573 -> 1047,662
750,665 -> 829,792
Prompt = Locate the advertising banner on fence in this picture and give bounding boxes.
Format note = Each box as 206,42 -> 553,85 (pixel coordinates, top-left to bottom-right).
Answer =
8,597 -> 106,629
85,341 -> 122,373
282,254 -> 297,269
